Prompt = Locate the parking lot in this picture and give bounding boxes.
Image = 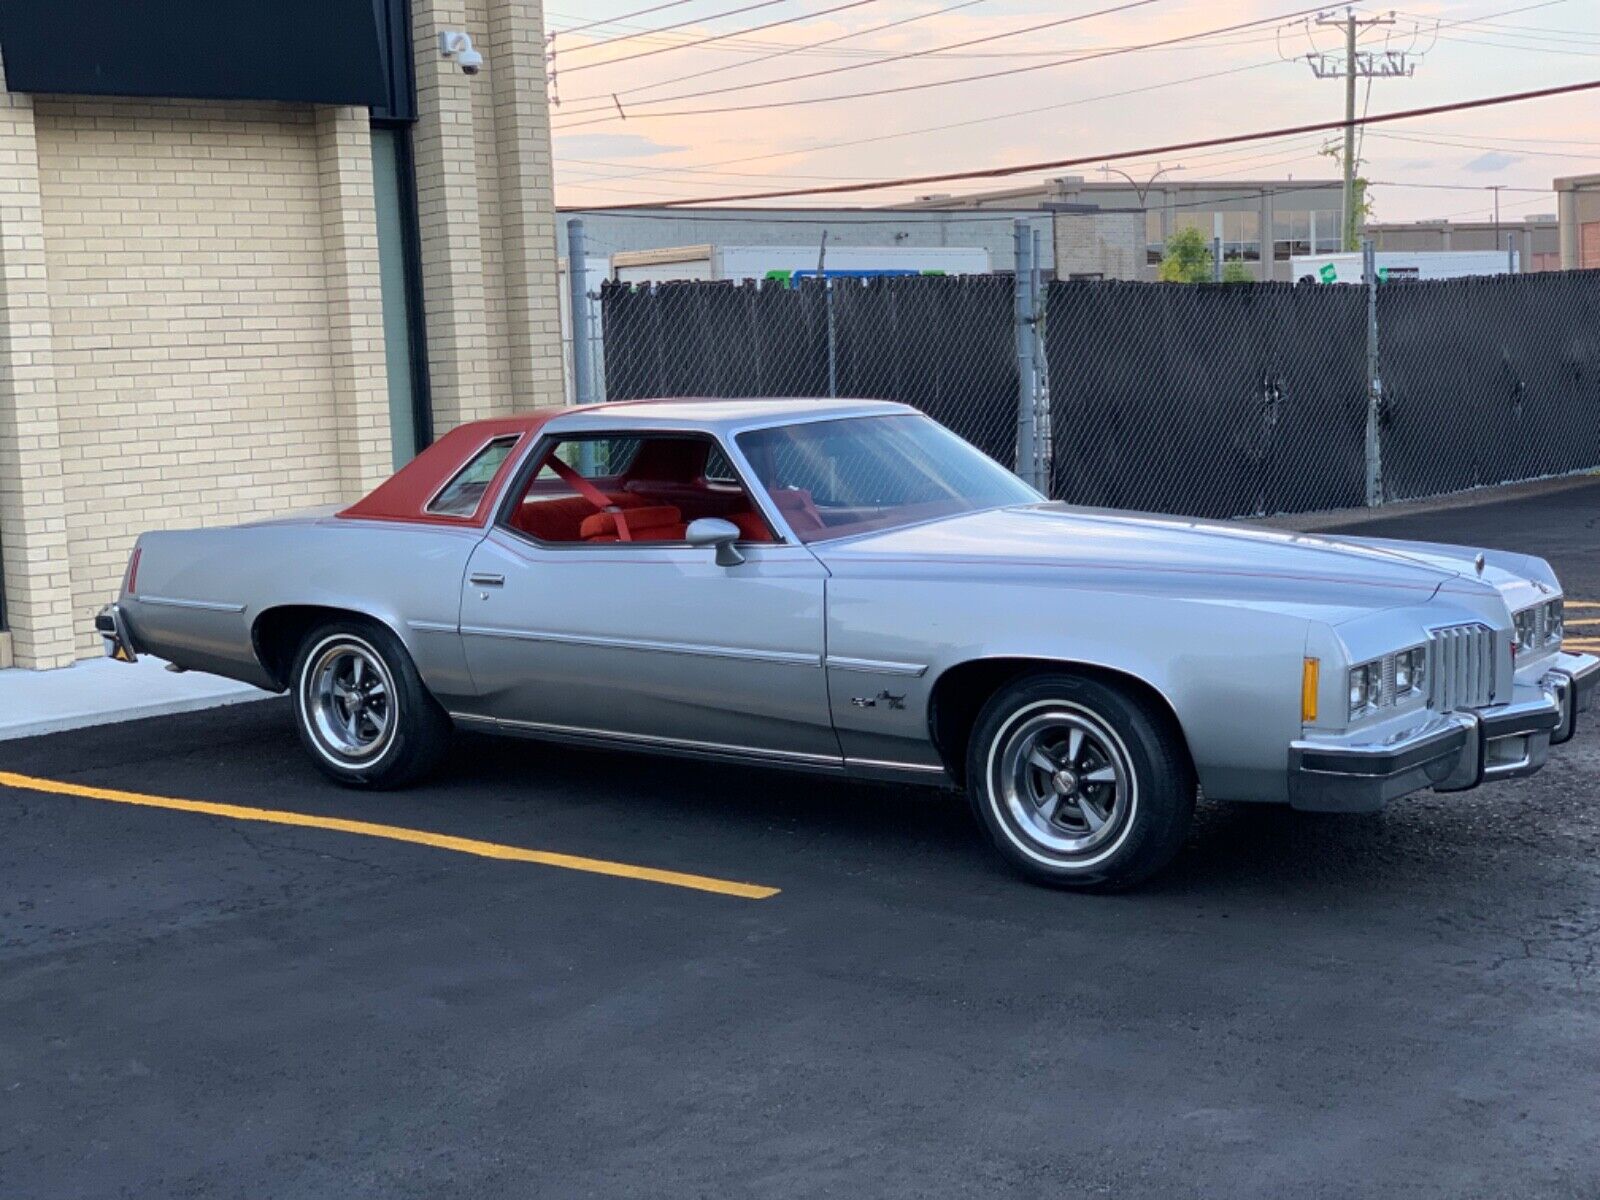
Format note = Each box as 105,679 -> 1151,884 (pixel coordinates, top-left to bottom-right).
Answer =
5,481 -> 1600,1199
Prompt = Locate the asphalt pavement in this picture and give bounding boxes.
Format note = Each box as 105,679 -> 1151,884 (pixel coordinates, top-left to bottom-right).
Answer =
4,481 -> 1600,1199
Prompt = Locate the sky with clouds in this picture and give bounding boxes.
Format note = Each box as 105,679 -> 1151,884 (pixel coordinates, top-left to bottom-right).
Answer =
545,0 -> 1600,223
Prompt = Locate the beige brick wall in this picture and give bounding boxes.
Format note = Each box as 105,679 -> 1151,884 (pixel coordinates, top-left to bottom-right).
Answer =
414,0 -> 562,426
0,75 -> 77,668
0,3 -> 563,667
33,99 -> 388,656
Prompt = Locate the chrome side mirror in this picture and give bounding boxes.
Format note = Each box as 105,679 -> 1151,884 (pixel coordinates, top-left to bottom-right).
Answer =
685,517 -> 745,567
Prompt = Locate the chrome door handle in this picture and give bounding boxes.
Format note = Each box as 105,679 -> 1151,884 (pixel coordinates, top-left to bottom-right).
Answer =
469,573 -> 505,587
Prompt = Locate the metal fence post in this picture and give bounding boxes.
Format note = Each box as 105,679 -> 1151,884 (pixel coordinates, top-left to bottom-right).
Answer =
1030,225 -> 1050,494
1013,220 -> 1037,483
824,278 -> 839,399
1362,236 -> 1383,506
1212,236 -> 1223,283
566,218 -> 593,408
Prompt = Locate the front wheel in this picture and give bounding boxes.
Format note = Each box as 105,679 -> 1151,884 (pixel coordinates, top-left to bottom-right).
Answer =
291,620 -> 451,788
967,673 -> 1194,890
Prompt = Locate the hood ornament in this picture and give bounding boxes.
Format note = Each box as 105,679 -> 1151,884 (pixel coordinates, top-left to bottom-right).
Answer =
1474,553 -> 1486,576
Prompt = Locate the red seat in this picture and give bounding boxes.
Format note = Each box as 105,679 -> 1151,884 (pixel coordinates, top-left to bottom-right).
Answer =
579,504 -> 686,543
512,493 -> 645,542
771,488 -> 825,534
730,511 -> 774,542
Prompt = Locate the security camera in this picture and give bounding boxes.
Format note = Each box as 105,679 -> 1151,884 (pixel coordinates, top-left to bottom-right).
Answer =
440,30 -> 483,75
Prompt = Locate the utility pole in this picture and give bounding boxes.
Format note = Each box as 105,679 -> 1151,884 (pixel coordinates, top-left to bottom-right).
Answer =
1305,8 -> 1415,251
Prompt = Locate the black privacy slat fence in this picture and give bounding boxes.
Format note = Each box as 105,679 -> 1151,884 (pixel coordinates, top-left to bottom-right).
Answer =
600,276 -> 1021,470
1044,280 -> 1368,519
594,268 -> 1600,518
1375,271 -> 1600,502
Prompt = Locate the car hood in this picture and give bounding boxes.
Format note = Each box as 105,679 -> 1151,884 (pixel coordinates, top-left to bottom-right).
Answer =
812,503 -> 1527,619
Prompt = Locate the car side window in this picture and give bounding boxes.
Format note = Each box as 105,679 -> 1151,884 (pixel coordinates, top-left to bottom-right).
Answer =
501,433 -> 778,547
427,435 -> 519,517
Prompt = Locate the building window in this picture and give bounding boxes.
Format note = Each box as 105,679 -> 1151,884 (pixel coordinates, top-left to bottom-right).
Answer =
371,126 -> 431,468
1221,211 -> 1259,261
1274,211 -> 1311,259
1313,210 -> 1343,253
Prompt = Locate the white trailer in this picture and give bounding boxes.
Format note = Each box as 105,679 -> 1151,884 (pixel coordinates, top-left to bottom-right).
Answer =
1292,249 -> 1519,284
610,243 -> 990,286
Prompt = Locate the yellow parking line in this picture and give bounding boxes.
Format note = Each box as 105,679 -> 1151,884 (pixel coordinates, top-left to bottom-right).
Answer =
1563,601 -> 1600,611
0,770 -> 779,901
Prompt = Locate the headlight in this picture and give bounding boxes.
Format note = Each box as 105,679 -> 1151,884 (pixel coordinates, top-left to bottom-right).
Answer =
1348,664 -> 1370,714
1515,608 -> 1537,654
1349,644 -> 1427,719
1513,599 -> 1564,655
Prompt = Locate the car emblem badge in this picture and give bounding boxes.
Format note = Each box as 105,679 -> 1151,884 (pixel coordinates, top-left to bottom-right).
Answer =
1474,553 -> 1485,576
851,691 -> 907,711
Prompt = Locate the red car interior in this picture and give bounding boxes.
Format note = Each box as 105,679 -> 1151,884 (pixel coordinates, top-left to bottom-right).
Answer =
505,435 -> 778,544
770,488 -> 826,535
578,505 -> 688,543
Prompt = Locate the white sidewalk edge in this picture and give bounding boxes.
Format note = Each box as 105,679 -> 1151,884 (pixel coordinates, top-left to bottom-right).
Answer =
0,656 -> 273,742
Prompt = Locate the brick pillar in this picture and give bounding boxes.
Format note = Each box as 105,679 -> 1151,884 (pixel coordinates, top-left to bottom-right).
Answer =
316,106 -> 393,496
0,56 -> 76,668
412,0 -> 492,432
487,0 -> 564,407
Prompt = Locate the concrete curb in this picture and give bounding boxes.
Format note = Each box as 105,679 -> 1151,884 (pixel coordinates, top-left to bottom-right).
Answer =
0,657 -> 273,742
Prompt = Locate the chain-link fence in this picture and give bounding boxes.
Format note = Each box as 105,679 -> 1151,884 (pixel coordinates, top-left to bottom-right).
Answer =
597,275 -> 1024,472
1376,271 -> 1600,501
1045,279 -> 1369,518
578,260 -> 1600,519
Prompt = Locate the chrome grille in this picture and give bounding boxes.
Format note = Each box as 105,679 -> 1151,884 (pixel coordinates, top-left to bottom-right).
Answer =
1428,623 -> 1495,712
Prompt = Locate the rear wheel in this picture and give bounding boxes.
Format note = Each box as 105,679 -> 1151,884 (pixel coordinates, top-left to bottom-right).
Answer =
291,620 -> 450,788
967,673 -> 1194,890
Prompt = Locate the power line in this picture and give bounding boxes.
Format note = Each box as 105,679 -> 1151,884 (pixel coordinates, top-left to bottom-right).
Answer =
553,60 -> 1282,186
559,0 -> 795,55
560,0 -> 891,75
555,0 -> 1171,117
558,0 -> 986,105
1365,129 -> 1600,159
552,0 -> 708,40
553,3 -> 1325,129
575,78 -> 1600,208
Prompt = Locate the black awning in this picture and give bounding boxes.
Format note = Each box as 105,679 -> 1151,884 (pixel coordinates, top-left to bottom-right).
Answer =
0,0 -> 393,109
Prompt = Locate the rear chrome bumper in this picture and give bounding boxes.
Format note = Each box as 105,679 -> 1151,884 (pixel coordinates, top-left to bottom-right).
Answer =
1288,650 -> 1597,814
95,603 -> 138,663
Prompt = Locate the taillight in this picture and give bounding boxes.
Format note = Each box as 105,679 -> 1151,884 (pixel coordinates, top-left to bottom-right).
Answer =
124,546 -> 142,596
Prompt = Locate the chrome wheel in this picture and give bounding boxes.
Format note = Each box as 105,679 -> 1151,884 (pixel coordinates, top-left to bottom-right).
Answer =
300,636 -> 397,764
991,703 -> 1135,860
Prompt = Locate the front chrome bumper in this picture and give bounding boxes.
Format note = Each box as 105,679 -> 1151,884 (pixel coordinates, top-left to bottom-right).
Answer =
1288,650 -> 1598,813
96,602 -> 138,663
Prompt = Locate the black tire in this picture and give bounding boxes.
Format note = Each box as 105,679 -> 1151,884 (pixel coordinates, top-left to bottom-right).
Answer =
290,619 -> 451,789
966,672 -> 1194,890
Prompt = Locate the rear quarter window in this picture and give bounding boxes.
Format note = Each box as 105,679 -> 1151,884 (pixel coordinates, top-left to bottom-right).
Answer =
427,435 -> 519,517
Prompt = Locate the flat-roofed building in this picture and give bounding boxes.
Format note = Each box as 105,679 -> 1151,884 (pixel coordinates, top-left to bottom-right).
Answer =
888,175 -> 1348,281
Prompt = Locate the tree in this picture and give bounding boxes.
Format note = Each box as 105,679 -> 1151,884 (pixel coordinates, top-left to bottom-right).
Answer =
1157,226 -> 1213,283
1319,141 -> 1374,250
1221,259 -> 1253,284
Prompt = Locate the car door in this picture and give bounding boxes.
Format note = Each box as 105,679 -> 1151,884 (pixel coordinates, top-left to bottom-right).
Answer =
457,433 -> 840,767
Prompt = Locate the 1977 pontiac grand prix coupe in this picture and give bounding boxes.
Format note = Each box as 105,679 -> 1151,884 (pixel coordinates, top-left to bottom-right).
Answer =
98,398 -> 1597,889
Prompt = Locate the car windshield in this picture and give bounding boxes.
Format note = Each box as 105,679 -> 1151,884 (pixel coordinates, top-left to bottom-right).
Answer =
736,414 -> 1039,543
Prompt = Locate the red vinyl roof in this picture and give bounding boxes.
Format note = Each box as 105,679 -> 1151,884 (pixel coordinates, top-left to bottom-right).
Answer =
338,412 -> 560,526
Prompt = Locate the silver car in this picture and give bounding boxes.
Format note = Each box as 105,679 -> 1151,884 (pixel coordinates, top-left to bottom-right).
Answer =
97,398 -> 1598,889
